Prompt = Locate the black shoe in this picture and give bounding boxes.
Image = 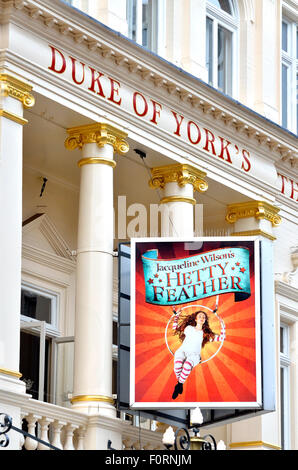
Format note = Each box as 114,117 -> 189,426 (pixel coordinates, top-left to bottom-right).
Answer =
172,382 -> 183,400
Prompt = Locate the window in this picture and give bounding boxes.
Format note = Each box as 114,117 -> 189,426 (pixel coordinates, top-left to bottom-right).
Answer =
20,284 -> 59,402
280,323 -> 291,449
127,0 -> 162,53
281,17 -> 298,134
206,0 -> 238,97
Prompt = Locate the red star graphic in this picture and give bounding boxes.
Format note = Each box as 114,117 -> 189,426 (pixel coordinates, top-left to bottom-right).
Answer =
159,279 -> 163,282
231,267 -> 235,270
240,267 -> 246,273
154,274 -> 159,278
148,278 -> 154,284
236,262 -> 240,266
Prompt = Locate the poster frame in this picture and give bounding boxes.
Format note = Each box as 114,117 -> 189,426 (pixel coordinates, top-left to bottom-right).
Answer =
129,236 -> 263,410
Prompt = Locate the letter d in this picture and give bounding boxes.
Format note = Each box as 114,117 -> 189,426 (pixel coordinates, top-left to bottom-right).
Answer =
48,45 -> 66,74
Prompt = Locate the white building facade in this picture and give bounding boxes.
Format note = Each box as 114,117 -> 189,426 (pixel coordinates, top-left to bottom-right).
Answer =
0,0 -> 297,450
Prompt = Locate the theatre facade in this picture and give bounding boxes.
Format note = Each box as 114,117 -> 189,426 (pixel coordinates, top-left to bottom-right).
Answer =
0,0 -> 297,450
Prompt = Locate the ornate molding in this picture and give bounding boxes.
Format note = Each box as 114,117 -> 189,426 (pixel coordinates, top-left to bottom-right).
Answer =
160,196 -> 197,205
65,123 -> 129,155
0,109 -> 28,125
0,367 -> 22,379
70,395 -> 115,405
149,164 -> 208,193
0,73 -> 35,108
226,201 -> 282,227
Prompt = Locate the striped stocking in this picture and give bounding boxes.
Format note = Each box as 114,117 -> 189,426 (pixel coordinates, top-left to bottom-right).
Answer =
178,360 -> 193,384
174,360 -> 183,380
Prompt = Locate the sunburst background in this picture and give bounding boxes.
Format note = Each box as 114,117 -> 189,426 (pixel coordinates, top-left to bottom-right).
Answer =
133,241 -> 257,405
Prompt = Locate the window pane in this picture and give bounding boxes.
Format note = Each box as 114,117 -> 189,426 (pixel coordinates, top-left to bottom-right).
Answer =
282,21 -> 288,52
142,0 -> 149,48
296,72 -> 298,134
218,25 -> 232,95
282,64 -> 288,128
206,17 -> 213,85
280,326 -> 284,353
21,289 -> 51,323
208,0 -> 232,14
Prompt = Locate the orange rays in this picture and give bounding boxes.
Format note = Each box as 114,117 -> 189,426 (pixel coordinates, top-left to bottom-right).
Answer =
133,241 -> 259,406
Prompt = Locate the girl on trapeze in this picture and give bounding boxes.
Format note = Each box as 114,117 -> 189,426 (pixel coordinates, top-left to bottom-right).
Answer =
171,307 -> 225,400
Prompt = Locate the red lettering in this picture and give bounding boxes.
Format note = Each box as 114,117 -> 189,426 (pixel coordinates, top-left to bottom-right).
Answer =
277,173 -> 287,194
108,78 -> 122,106
150,100 -> 162,125
153,286 -> 164,302
171,111 -> 184,136
241,149 -> 251,172
187,121 -> 201,145
166,272 -> 182,287
48,45 -> 66,74
290,179 -> 298,201
218,137 -> 232,163
231,276 -> 243,290
133,92 -> 148,117
203,129 -> 216,155
70,56 -> 85,85
88,67 -> 106,97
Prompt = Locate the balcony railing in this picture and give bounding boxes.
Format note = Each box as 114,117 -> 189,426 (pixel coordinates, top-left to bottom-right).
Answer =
0,390 -> 163,450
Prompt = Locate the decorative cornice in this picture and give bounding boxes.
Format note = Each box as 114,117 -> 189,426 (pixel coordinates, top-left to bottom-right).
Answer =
65,123 -> 129,155
0,72 -> 35,108
226,201 -> 282,227
149,164 -> 208,193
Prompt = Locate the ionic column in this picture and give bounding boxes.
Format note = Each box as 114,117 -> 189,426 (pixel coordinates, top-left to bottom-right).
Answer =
226,200 -> 282,241
225,200 -> 281,451
0,72 -> 35,448
65,123 -> 129,418
149,163 -> 208,237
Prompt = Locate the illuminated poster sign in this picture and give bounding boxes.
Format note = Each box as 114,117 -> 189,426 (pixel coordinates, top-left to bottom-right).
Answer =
130,238 -> 262,409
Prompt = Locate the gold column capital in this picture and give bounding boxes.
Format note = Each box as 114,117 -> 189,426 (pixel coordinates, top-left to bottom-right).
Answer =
64,123 -> 129,155
149,163 -> 208,193
226,201 -> 282,227
0,72 -> 35,108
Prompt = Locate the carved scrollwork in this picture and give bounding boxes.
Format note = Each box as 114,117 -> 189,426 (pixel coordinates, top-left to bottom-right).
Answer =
149,164 -> 208,193
65,123 -> 129,154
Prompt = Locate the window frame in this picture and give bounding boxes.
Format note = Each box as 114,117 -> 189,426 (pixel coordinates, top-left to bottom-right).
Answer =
280,321 -> 291,449
206,0 -> 239,98
21,281 -> 59,335
127,0 -> 164,55
281,14 -> 298,134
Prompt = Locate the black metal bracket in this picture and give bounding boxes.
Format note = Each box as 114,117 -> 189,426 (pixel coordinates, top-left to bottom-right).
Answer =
107,439 -> 116,450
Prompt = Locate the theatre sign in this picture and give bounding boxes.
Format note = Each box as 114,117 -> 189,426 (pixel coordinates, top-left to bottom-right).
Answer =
129,237 -> 271,410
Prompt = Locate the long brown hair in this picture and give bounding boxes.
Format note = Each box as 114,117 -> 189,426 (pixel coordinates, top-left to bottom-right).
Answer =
174,310 -> 216,348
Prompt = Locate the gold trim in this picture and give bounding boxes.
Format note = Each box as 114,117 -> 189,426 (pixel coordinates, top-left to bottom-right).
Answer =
65,123 -> 129,154
229,441 -> 281,450
77,157 -> 116,168
0,367 -> 22,379
0,109 -> 28,125
149,164 -> 208,193
70,395 -> 115,405
0,73 -> 35,108
160,196 -> 196,205
226,201 -> 282,227
231,230 -> 276,241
